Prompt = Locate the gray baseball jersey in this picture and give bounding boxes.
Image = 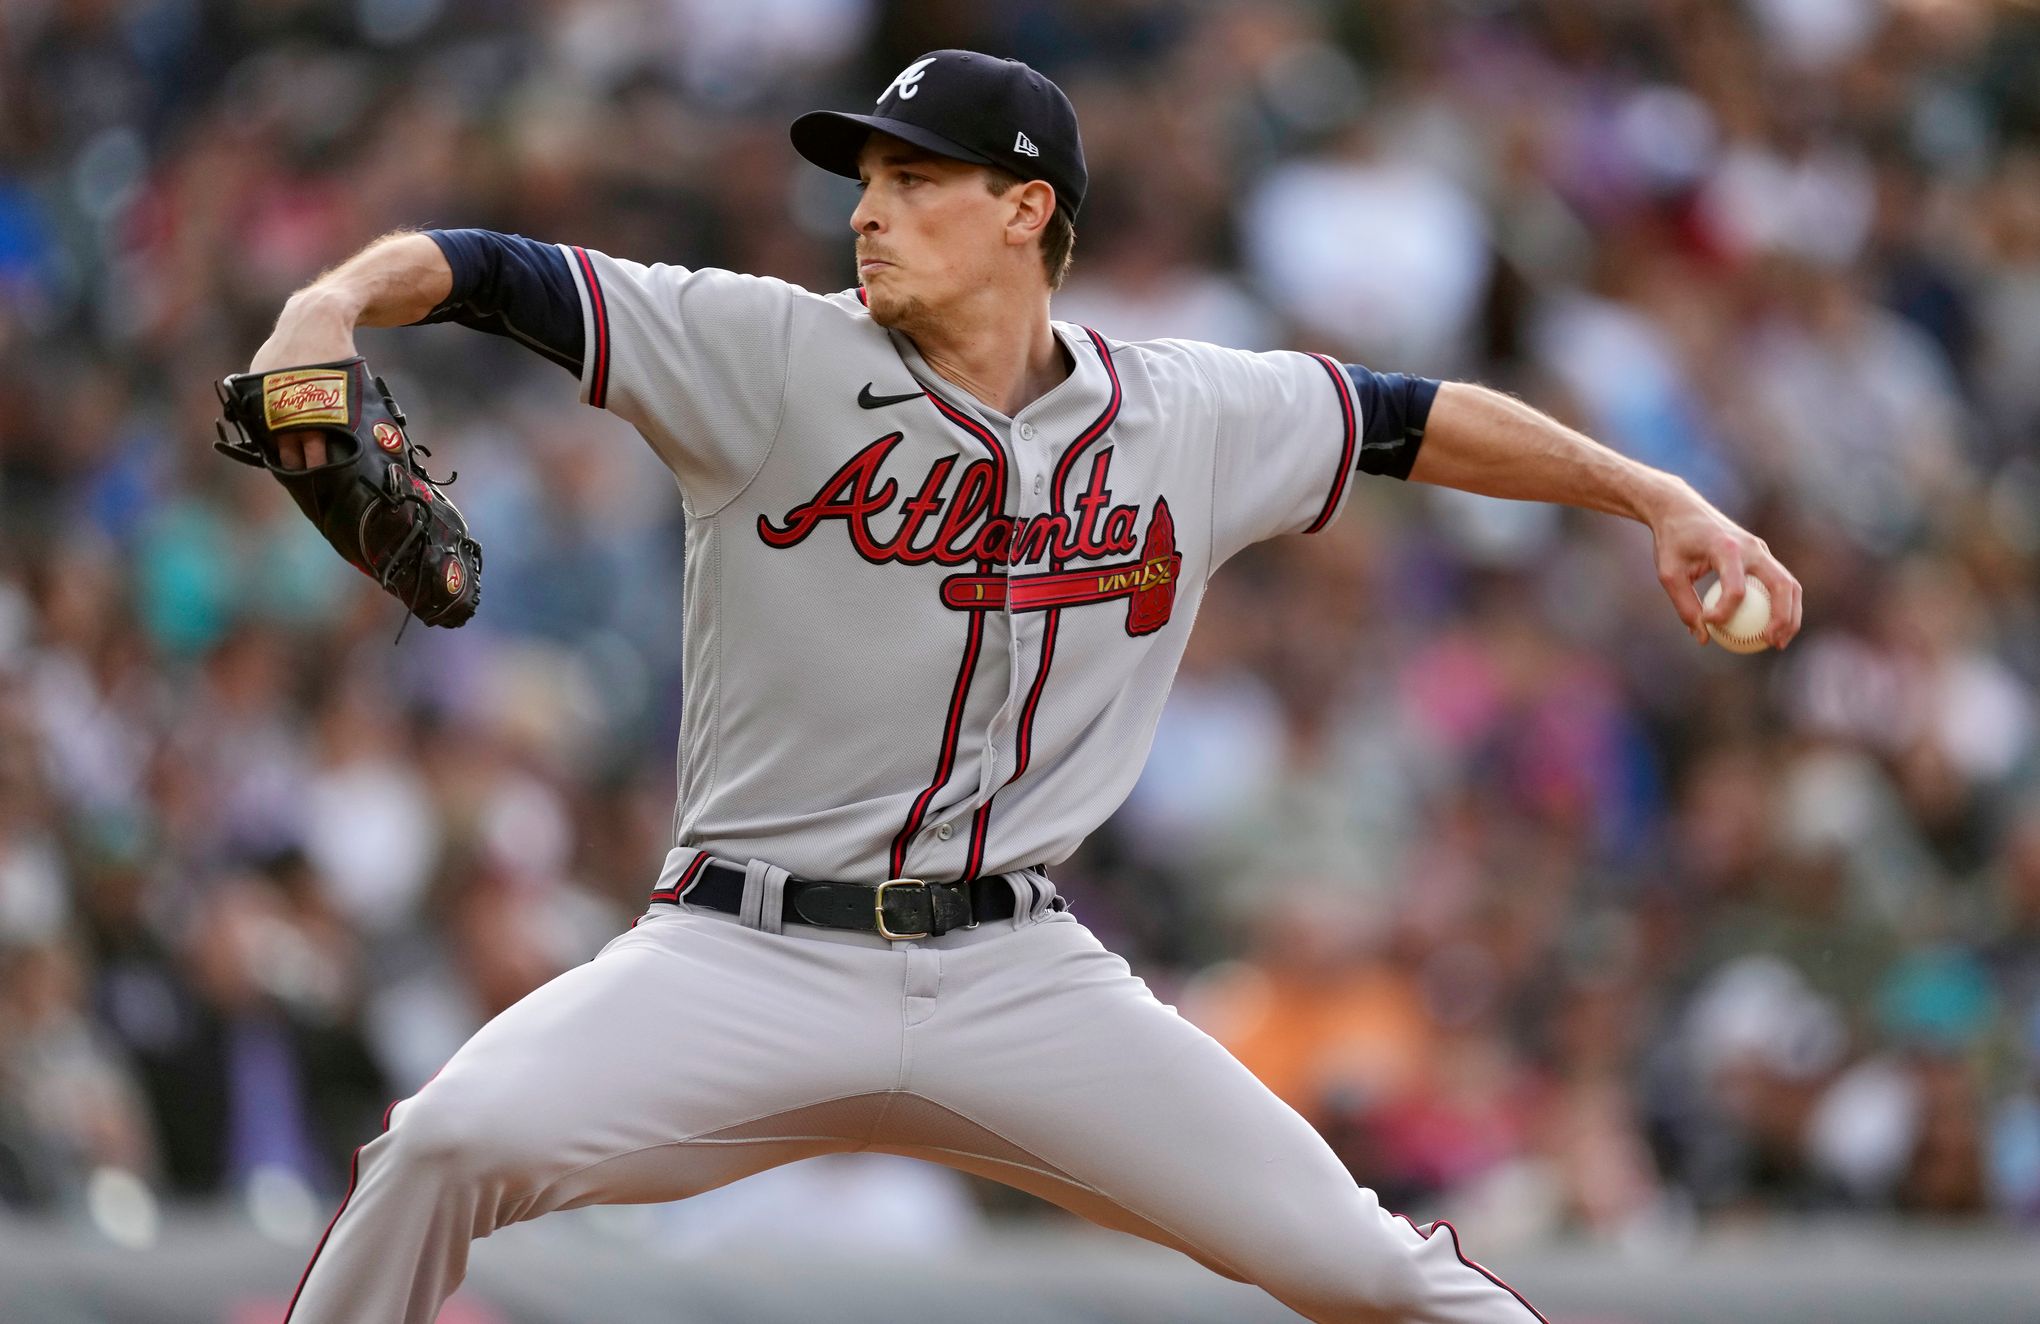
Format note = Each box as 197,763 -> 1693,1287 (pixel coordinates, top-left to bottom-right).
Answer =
283,228 -> 1541,1324
561,247 -> 1362,886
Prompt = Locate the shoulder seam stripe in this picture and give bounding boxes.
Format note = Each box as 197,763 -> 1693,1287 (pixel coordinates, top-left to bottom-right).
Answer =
1305,353 -> 1356,533
570,246 -> 610,410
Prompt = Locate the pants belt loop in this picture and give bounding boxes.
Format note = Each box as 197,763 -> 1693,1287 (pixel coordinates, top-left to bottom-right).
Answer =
1004,871 -> 1034,931
742,858 -> 791,934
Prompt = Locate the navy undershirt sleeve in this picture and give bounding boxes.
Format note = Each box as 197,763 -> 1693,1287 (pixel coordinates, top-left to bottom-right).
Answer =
1342,365 -> 1440,480
414,229 -> 584,376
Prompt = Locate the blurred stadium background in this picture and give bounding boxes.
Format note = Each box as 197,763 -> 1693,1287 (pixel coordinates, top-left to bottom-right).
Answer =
4,0 -> 2040,1319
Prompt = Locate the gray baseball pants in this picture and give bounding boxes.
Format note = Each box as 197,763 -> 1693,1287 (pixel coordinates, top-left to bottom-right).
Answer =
286,876 -> 1544,1323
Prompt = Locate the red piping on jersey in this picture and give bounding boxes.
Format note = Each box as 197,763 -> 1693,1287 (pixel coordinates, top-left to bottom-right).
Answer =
892,606 -> 989,876
647,852 -> 710,907
283,1094 -> 402,1322
571,246 -> 611,410
1392,1214 -> 1549,1323
1304,353 -> 1356,533
1014,328 -> 1119,779
964,797 -> 995,878
1046,329 -> 1124,515
973,328 -> 1122,872
893,395 -> 1009,877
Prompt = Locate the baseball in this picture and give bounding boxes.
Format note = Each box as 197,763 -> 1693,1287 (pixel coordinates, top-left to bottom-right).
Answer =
1702,577 -> 1772,653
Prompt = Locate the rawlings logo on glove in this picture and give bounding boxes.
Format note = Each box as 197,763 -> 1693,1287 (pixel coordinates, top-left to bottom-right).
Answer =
214,357 -> 483,635
262,370 -> 352,428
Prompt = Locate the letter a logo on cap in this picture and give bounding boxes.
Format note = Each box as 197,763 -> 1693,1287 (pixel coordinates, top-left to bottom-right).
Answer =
883,57 -> 936,103
1014,131 -> 1039,157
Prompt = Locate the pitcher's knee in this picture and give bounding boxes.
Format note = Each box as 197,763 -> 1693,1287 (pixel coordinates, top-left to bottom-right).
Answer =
1265,1227 -> 1426,1322
380,1086 -> 540,1193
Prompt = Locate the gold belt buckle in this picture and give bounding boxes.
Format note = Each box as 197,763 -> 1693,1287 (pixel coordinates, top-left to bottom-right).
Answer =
874,878 -> 931,940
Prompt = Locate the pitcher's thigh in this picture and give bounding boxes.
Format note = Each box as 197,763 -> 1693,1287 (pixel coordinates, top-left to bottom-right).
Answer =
918,925 -> 1537,1321
385,914 -> 901,1202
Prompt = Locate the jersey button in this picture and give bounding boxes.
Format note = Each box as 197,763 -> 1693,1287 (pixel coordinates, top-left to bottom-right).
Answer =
1033,475 -> 1044,494
1019,423 -> 1036,440
934,822 -> 955,841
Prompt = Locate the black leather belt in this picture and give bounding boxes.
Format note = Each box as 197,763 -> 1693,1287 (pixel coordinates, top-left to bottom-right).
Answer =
677,860 -> 1023,940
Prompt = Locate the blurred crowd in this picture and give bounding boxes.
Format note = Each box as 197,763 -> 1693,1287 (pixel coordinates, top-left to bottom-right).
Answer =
3,0 -> 2039,1256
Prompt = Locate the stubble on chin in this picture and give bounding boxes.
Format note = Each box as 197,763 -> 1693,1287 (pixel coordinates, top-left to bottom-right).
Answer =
863,285 -> 928,335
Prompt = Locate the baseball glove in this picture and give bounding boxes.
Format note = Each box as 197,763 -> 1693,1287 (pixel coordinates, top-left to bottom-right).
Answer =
214,357 -> 482,633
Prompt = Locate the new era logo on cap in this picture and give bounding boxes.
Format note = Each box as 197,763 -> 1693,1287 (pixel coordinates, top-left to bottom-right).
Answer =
789,49 -> 1089,218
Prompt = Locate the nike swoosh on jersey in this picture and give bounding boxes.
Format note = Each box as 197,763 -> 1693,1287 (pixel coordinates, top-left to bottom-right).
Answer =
858,383 -> 925,409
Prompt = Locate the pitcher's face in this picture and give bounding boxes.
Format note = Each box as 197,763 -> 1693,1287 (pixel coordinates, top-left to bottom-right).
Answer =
851,134 -> 1016,332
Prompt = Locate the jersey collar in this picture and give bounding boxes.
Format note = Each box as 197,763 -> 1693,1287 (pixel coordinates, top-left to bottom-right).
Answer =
887,321 -> 1109,437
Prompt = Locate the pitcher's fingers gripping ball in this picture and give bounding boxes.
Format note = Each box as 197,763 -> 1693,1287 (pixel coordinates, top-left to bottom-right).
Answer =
1702,577 -> 1772,654
215,357 -> 483,630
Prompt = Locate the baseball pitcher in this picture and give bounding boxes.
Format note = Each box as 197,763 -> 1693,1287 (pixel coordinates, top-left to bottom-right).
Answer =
236,50 -> 1801,1324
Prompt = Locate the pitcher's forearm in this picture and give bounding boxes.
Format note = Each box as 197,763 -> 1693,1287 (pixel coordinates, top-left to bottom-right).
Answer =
248,233 -> 455,464
252,233 -> 453,374
1407,381 -> 1802,646
1408,381 -> 1687,524
293,231 -> 453,329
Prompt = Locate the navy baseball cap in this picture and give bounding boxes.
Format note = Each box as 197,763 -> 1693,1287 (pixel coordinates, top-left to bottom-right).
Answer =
791,50 -> 1088,218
